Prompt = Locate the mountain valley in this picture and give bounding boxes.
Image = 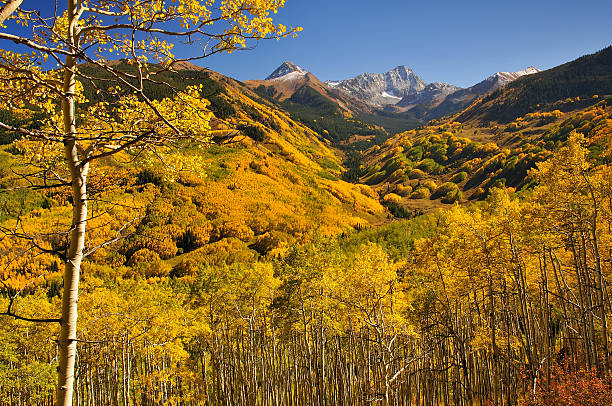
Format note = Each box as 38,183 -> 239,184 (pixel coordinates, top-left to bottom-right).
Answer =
1,4 -> 611,402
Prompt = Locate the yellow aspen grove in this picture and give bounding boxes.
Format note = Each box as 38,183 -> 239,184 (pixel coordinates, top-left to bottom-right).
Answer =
0,1 -> 299,405
0,2 -> 611,405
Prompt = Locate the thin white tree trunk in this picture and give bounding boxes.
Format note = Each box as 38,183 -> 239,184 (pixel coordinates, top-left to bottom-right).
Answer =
56,1 -> 88,404
0,0 -> 24,26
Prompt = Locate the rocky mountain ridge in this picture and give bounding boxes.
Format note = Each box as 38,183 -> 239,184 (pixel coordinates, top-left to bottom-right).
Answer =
250,61 -> 543,138
425,66 -> 541,119
318,64 -> 539,116
397,82 -> 462,108
325,66 -> 427,106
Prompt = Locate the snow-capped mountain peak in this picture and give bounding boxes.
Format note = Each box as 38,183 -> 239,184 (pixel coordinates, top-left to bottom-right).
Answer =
514,66 -> 540,76
266,61 -> 308,81
324,65 -> 427,106
487,66 -> 541,85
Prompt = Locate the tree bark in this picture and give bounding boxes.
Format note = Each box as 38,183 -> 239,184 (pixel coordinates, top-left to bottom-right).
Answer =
0,0 -> 24,26
56,1 -> 88,405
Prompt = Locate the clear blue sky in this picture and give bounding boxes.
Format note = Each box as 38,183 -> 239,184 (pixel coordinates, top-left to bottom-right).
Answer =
3,1 -> 611,87
197,0 -> 612,87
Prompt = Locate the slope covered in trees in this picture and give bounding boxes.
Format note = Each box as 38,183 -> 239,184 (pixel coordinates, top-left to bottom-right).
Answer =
360,95 -> 612,212
3,135 -> 612,405
0,6 -> 611,402
0,68 -> 385,290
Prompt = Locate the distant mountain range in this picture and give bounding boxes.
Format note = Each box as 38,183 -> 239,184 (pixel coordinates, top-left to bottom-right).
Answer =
252,61 -> 541,122
244,64 -> 422,145
358,46 -> 612,208
397,82 -> 462,108
420,67 -> 540,119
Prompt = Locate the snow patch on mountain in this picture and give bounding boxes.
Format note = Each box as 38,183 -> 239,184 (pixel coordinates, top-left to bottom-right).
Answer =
272,71 -> 307,82
513,66 -> 540,76
266,61 -> 308,81
382,91 -> 402,99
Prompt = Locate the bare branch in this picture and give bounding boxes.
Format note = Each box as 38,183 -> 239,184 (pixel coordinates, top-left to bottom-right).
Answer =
84,215 -> 143,258
0,31 -> 73,56
0,119 -> 62,142
1,289 -> 61,325
0,309 -> 62,324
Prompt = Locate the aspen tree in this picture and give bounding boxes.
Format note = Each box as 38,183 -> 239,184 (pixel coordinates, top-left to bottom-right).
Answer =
0,1 -> 299,404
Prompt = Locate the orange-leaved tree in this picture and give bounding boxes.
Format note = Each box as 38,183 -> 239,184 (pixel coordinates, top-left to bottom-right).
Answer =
0,1 -> 299,405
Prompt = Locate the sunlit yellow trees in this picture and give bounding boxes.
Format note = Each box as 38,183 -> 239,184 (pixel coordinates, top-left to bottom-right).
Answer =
529,132 -> 612,374
404,132 -> 612,403
0,1 -> 299,404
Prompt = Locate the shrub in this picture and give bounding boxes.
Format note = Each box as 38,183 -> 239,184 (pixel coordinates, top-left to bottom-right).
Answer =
382,193 -> 402,204
387,169 -> 405,183
408,169 -> 427,179
528,365 -> 612,406
432,182 -> 459,199
365,171 -> 387,185
470,187 -> 486,200
441,188 -> 463,204
417,158 -> 442,174
395,184 -> 413,197
407,146 -> 423,161
451,171 -> 468,183
421,180 -> 437,192
410,187 -> 431,199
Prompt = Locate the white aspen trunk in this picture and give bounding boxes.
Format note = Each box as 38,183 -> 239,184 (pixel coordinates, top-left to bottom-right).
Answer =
0,0 -> 24,26
56,1 -> 89,405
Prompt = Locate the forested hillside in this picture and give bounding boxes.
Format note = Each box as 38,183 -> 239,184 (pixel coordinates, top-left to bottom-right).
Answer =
361,94 -> 612,212
0,65 -> 385,286
3,134 -> 612,405
1,1 -> 612,404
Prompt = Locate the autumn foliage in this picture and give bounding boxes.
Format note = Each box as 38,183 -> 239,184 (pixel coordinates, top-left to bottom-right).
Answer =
0,3 -> 611,402
527,364 -> 612,406
0,119 -> 611,404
